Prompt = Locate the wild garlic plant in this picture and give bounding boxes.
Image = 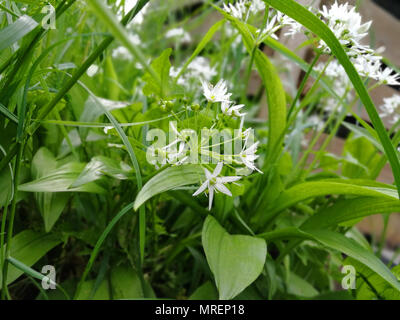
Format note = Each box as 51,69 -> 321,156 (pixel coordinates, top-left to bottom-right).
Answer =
1,0 -> 400,301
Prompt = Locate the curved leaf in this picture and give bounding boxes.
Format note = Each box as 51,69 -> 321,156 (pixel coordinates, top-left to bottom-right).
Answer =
262,180 -> 399,224
202,215 -> 267,300
0,230 -> 61,288
134,165 -> 204,210
18,162 -> 105,193
303,197 -> 400,230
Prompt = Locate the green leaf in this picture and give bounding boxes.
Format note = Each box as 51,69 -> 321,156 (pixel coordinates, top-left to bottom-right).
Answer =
346,258 -> 400,300
143,48 -> 173,98
0,230 -> 61,288
202,215 -> 267,300
306,229 -> 400,293
0,144 -> 13,208
75,280 -> 110,300
262,179 -> 398,224
302,197 -> 400,230
0,15 -> 38,51
287,272 -> 318,298
0,102 -> 18,124
189,281 -> 218,300
264,0 -> 400,197
134,165 -> 204,210
258,228 -> 400,293
72,156 -> 132,188
18,162 -> 106,193
31,148 -> 70,232
110,265 -> 146,299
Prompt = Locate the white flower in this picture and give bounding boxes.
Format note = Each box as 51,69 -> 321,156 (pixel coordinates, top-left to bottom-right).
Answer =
249,0 -> 265,13
193,162 -> 241,210
375,67 -> 400,86
380,95 -> 400,124
319,1 -> 372,53
87,64 -> 99,77
239,142 -> 262,173
112,46 -> 132,60
222,0 -> 248,20
188,57 -> 217,81
257,11 -> 302,40
166,28 -> 191,43
221,101 -> 245,117
308,115 -> 324,131
201,79 -> 232,103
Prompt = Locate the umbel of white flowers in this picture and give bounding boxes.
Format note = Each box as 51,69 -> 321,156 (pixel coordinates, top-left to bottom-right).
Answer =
318,1 -> 400,86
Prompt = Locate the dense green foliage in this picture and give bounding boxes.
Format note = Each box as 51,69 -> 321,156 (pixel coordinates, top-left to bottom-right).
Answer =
0,0 -> 400,300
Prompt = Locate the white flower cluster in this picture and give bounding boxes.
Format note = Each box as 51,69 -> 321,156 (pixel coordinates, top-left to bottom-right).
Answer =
165,28 -> 192,44
257,11 -> 302,41
148,78 -> 262,210
380,95 -> 400,124
319,1 -> 400,86
170,56 -> 217,87
222,0 -> 266,21
222,1 -> 301,40
316,60 -> 353,113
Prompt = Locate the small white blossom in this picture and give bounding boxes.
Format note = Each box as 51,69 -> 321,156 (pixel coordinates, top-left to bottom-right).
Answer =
319,1 -> 372,54
193,162 -> 241,210
257,11 -> 302,40
239,142 -> 262,173
87,64 -> 99,77
375,67 -> 400,86
188,57 -> 217,81
166,28 -> 191,43
380,95 -> 400,124
222,0 -> 248,20
221,101 -> 245,117
112,46 -> 132,60
202,79 -> 232,103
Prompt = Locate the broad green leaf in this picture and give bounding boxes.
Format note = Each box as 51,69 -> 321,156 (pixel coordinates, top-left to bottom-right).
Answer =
307,229 -> 400,293
143,48 -> 173,98
262,180 -> 399,224
202,215 -> 267,300
72,156 -> 132,187
0,15 -> 38,51
110,265 -> 144,299
75,280 -> 110,300
134,165 -> 204,210
342,136 -> 383,179
302,197 -> 400,230
31,148 -> 70,232
0,230 -> 61,288
18,162 -> 106,193
216,8 -> 286,157
189,281 -> 219,300
287,272 -> 318,298
258,228 -> 400,293
264,0 -> 400,197
342,122 -> 382,153
345,258 -> 400,300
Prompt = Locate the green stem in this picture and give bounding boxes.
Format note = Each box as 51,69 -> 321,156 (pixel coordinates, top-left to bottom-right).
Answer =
1,140 -> 25,300
287,52 -> 321,120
